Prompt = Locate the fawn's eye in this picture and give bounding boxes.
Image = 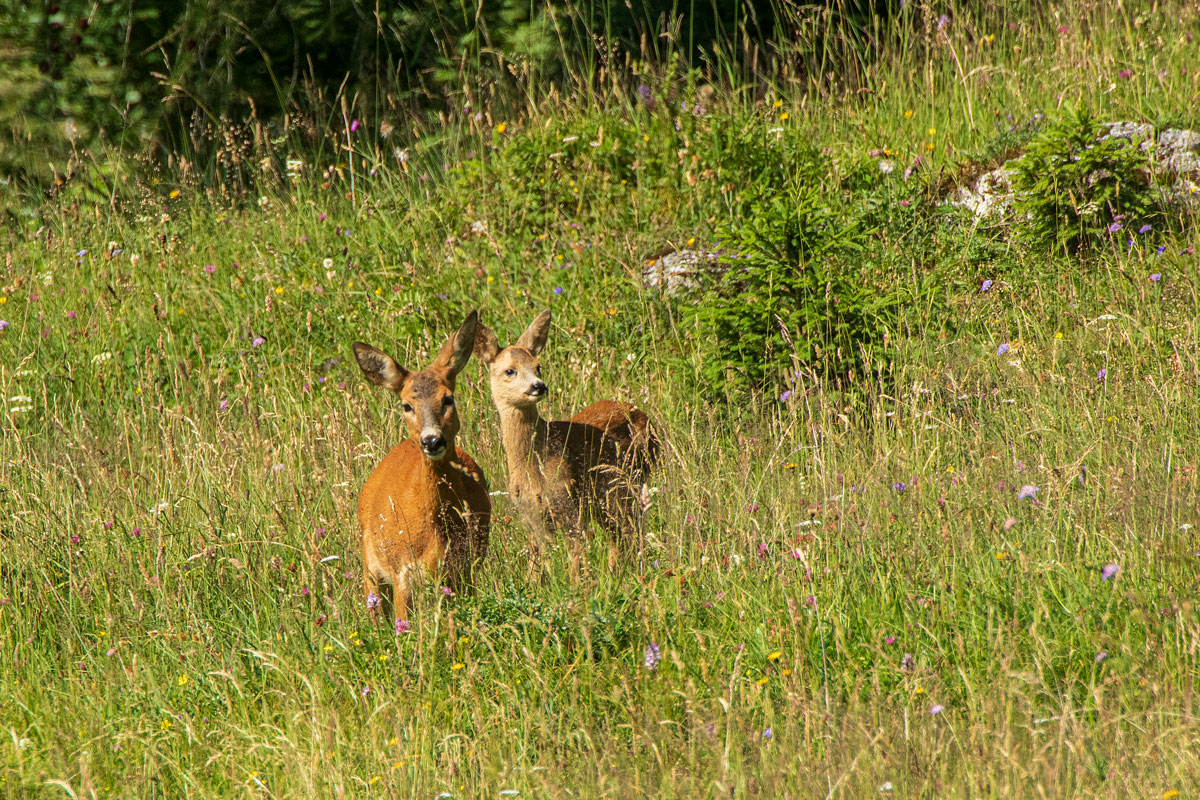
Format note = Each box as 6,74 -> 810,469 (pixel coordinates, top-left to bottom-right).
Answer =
443,395 -> 455,406
504,368 -> 516,377
535,365 -> 542,376
402,403 -> 413,413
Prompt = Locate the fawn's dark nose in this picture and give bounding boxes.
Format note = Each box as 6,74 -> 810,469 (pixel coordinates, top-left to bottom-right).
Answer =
421,435 -> 447,455
529,381 -> 547,397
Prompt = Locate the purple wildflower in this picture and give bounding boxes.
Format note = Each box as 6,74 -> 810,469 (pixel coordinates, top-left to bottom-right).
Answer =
892,482 -> 907,492
1101,563 -> 1119,581
1098,368 -> 1107,381
1137,224 -> 1152,234
636,85 -> 656,110
930,704 -> 945,715
395,619 -> 411,634
779,390 -> 792,402
203,264 -> 216,274
1117,69 -> 1132,79
350,119 -> 360,133
981,279 -> 994,292
1017,485 -> 1039,500
937,14 -> 950,31
252,337 -> 265,348
997,343 -> 1010,355
554,287 -> 564,295
762,728 -> 773,740
360,685 -> 371,697
1108,222 -> 1123,234
441,586 -> 454,596
1150,273 -> 1162,282
366,592 -> 381,611
1096,651 -> 1108,662
884,636 -> 896,645
219,399 -> 229,410
644,642 -> 661,670
0,320 -> 8,331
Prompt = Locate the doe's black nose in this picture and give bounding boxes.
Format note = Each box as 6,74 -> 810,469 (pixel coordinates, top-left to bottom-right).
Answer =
421,435 -> 447,453
530,381 -> 547,396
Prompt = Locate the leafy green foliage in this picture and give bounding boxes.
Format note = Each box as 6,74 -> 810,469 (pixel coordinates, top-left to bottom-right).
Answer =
1012,107 -> 1163,253
685,144 -> 914,393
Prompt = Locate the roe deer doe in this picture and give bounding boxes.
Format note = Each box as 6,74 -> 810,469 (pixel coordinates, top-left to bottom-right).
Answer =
352,310 -> 490,624
473,310 -> 657,555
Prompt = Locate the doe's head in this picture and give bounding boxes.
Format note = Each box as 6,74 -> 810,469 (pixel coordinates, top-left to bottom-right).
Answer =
473,310 -> 551,410
352,310 -> 479,461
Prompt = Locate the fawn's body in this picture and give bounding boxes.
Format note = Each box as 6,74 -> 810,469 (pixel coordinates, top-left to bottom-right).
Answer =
353,311 -> 490,623
476,311 -> 657,549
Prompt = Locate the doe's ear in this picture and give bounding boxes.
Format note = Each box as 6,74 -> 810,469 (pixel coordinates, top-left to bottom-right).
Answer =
432,309 -> 479,379
514,310 -> 551,356
473,320 -> 500,364
352,342 -> 408,391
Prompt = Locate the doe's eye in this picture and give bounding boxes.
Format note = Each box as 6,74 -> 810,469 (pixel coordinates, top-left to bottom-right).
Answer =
402,403 -> 413,413
504,368 -> 516,377
443,395 -> 455,407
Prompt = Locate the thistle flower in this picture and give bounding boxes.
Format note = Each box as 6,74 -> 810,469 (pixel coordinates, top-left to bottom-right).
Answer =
1101,563 -> 1119,581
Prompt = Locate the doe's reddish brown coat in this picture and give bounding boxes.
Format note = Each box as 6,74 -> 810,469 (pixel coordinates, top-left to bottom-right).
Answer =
353,311 -> 490,623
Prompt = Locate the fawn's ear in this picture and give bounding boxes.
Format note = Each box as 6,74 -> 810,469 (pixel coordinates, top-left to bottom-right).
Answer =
473,320 -> 500,364
353,343 -> 409,392
514,310 -> 551,356
432,309 -> 479,379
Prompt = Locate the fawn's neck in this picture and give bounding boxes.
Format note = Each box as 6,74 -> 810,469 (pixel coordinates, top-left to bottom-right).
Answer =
497,404 -> 549,494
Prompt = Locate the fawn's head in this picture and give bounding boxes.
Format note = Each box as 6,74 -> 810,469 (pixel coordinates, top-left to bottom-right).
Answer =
474,310 -> 551,411
352,310 -> 479,461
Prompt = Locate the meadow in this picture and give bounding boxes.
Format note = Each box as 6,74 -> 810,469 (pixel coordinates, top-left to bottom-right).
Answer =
2,1 -> 1200,797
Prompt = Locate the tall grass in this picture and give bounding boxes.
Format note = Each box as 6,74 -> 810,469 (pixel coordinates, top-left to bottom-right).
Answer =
2,1 -> 1200,797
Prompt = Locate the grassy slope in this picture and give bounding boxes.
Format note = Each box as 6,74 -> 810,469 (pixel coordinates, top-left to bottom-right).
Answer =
2,3 -> 1200,797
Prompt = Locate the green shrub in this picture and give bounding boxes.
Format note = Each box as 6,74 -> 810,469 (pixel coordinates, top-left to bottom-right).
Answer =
1012,107 -> 1162,253
685,145 -> 913,394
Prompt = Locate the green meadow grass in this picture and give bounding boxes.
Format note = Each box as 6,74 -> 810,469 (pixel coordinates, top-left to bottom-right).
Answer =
2,3 -> 1200,797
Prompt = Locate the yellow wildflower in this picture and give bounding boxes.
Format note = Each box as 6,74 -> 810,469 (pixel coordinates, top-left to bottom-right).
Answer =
927,127 -> 936,136
451,662 -> 465,671
756,676 -> 769,685
496,122 -> 507,133
904,109 -> 914,119
768,651 -> 782,661
168,189 -> 180,199
274,287 -> 284,295
779,112 -> 789,121
773,99 -> 783,109
177,675 -> 189,686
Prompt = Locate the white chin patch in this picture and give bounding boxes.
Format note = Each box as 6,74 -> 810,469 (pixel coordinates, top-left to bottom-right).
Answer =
424,447 -> 448,460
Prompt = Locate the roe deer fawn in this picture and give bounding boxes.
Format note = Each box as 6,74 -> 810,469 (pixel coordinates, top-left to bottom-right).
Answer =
473,310 -> 657,556
352,310 -> 490,624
